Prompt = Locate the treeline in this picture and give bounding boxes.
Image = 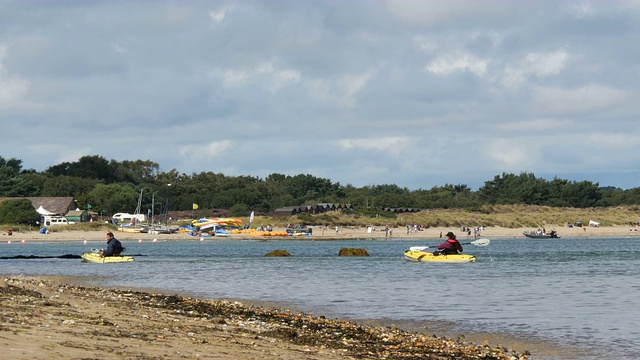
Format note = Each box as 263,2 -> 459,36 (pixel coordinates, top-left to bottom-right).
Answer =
0,155 -> 639,217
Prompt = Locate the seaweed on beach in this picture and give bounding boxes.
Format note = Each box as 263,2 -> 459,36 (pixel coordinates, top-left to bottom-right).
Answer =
0,283 -> 44,298
136,291 -> 530,360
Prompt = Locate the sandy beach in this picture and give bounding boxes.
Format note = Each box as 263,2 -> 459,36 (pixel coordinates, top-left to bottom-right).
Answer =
0,276 -> 532,360
2,224 -> 639,242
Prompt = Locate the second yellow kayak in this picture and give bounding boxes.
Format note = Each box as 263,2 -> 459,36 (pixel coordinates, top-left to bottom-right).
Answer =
404,250 -> 476,263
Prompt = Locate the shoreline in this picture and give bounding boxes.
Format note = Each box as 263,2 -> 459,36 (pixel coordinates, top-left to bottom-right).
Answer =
1,276 -> 531,360
2,224 -> 640,242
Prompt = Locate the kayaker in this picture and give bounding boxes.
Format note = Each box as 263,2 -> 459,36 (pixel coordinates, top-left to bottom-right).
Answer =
436,232 -> 463,255
101,232 -> 124,257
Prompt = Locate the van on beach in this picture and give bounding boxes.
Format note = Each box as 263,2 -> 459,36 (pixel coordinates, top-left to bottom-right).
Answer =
112,213 -> 147,224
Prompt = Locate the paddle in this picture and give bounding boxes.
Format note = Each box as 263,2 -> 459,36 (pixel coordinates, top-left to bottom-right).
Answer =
409,238 -> 490,252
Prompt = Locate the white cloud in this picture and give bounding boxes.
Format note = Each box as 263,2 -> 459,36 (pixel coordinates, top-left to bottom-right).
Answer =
268,69 -> 301,93
531,85 -> 628,114
488,139 -> 540,169
426,52 -> 488,77
0,45 -> 30,110
216,61 -> 301,93
209,5 -> 234,23
336,71 -> 374,107
500,50 -> 569,88
496,118 -> 575,132
220,69 -> 250,87
339,136 -> 412,156
386,0 -> 507,25
178,140 -> 233,159
587,133 -> 640,150
569,2 -> 597,18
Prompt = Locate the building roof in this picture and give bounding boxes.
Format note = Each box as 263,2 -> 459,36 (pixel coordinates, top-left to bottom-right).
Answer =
0,197 -> 78,215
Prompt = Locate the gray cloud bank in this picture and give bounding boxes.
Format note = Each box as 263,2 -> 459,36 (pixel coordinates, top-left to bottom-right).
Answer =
1,0 -> 638,190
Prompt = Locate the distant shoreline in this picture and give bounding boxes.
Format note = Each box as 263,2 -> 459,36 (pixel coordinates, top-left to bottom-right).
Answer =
2,224 -> 639,243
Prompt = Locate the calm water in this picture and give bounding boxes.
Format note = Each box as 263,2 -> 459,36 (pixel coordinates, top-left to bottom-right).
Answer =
1,236 -> 639,360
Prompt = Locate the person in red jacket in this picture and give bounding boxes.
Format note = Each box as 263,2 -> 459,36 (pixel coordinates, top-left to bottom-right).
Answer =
437,232 -> 463,255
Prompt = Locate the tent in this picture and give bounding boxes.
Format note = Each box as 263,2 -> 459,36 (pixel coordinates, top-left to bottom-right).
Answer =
36,205 -> 56,215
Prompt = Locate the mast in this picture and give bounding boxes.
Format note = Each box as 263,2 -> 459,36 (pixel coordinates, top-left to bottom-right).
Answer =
134,189 -> 143,216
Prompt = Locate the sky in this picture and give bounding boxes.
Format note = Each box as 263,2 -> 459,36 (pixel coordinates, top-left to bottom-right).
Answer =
1,1 -> 639,191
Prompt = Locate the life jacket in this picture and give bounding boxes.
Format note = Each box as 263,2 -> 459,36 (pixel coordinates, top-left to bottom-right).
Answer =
442,239 -> 460,254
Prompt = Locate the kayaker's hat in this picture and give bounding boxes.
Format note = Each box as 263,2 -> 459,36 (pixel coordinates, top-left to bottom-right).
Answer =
445,231 -> 455,238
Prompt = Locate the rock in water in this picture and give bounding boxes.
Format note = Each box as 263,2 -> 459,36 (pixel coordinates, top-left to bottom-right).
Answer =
265,250 -> 291,257
338,248 -> 369,256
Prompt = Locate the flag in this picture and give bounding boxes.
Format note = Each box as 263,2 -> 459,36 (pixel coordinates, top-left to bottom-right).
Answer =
249,211 -> 254,223
192,203 -> 199,210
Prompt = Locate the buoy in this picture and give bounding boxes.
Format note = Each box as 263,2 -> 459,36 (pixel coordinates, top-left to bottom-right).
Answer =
200,237 -> 204,241
21,240 -> 26,244
138,239 -> 143,243
7,240 -> 11,244
153,238 -> 158,243
83,240 -> 88,245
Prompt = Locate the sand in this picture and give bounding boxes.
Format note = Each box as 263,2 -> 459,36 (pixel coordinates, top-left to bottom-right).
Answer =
2,224 -> 639,242
0,276 -> 531,360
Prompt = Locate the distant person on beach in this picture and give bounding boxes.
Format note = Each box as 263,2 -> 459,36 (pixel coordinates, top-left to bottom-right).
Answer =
101,232 -> 124,257
436,232 -> 463,255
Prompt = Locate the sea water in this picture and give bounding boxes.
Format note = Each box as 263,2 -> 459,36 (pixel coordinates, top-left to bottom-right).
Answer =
1,236 -> 638,360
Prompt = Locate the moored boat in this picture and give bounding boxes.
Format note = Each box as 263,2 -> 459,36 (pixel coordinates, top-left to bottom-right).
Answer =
523,230 -> 560,239
117,226 -> 143,233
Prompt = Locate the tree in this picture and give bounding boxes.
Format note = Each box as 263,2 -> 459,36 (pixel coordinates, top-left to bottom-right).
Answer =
45,155 -> 116,182
17,172 -> 49,197
0,156 -> 32,196
0,199 -> 40,225
41,176 -> 101,207
112,159 -> 160,184
228,203 -> 250,217
87,184 -> 140,215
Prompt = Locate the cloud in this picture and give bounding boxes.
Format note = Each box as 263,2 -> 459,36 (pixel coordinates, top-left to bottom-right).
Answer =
426,51 -> 488,77
500,50 -> 569,88
0,1 -> 639,190
487,139 -> 541,169
339,136 -> 412,156
386,0 -> 513,26
531,85 -> 628,114
495,118 -> 575,132
0,45 -> 31,109
178,140 -> 234,161
209,5 -> 234,23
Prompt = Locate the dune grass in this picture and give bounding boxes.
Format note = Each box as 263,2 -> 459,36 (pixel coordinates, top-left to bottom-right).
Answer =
0,222 -> 114,234
1,205 -> 639,233
249,205 -> 640,229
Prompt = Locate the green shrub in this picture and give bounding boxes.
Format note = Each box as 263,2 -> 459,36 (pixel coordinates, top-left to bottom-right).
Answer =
0,199 -> 40,225
228,204 -> 250,217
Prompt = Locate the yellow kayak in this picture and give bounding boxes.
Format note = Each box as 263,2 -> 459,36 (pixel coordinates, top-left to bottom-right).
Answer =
81,252 -> 135,263
404,250 -> 476,263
